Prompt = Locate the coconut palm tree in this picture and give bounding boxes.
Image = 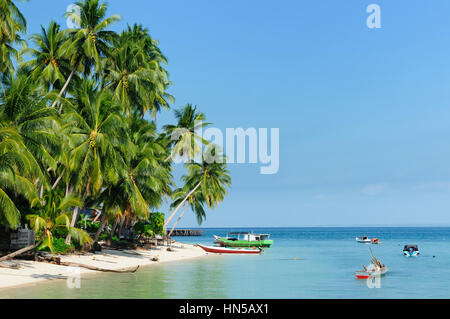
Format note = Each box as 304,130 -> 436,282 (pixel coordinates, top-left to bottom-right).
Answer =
164,149 -> 231,232
61,79 -> 127,243
0,70 -> 62,174
0,125 -> 41,230
0,0 -> 27,75
102,30 -> 173,118
51,0 -> 121,109
113,24 -> 173,118
93,118 -> 174,242
164,104 -> 211,163
0,189 -> 92,262
22,21 -> 71,92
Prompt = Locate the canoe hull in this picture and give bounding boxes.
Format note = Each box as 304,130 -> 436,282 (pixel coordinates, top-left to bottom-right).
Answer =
198,244 -> 262,254
215,238 -> 273,248
355,267 -> 388,279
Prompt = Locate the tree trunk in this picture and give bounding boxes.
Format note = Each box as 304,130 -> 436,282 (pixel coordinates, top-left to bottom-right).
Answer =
65,206 -> 80,245
51,67 -> 76,110
168,204 -> 189,237
93,215 -> 108,243
164,181 -> 202,231
0,238 -> 43,263
52,174 -> 63,190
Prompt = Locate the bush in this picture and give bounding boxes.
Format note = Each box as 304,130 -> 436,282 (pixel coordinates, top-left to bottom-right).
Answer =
133,212 -> 165,238
76,214 -> 100,233
41,237 -> 75,255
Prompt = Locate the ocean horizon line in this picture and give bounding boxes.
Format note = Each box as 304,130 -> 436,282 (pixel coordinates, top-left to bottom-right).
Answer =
175,225 -> 450,229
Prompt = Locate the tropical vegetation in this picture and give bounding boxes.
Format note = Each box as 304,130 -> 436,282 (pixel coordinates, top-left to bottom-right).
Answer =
0,0 -> 230,258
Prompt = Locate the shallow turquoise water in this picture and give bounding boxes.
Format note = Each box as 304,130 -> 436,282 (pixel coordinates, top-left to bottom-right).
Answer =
1,227 -> 449,298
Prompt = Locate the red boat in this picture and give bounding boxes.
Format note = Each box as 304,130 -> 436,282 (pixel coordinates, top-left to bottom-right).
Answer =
197,244 -> 262,254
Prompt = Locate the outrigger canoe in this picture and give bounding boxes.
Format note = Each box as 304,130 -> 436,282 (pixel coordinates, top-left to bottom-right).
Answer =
197,244 -> 262,254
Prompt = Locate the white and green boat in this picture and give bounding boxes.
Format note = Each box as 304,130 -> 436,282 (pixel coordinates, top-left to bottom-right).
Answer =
214,232 -> 273,248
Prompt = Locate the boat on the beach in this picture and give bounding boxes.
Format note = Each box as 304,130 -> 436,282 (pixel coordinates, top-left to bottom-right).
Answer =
197,244 -> 262,254
356,236 -> 371,243
355,248 -> 388,279
213,232 -> 273,247
403,244 -> 420,257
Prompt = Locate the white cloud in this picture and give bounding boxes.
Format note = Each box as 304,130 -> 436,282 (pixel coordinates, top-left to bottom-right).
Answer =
361,183 -> 385,196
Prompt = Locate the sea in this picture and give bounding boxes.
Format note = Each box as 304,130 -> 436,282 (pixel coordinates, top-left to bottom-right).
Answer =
1,227 -> 449,299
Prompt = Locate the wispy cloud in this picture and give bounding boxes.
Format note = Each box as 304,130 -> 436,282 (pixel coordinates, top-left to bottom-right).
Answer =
361,183 -> 386,196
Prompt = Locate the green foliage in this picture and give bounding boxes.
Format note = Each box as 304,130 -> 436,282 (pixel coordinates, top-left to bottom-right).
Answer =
0,0 -> 231,245
40,237 -> 75,255
76,214 -> 100,233
149,212 -> 164,236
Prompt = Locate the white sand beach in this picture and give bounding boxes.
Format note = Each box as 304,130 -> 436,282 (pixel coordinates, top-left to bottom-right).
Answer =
0,242 -> 207,290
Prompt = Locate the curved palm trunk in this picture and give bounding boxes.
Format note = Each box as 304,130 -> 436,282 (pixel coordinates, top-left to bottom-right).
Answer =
168,204 -> 189,238
163,181 -> 202,232
52,67 -> 76,110
65,206 -> 80,245
0,238 -> 43,263
93,215 -> 108,243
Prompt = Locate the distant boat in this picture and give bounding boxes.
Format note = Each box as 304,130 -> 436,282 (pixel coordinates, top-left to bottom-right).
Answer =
197,244 -> 262,254
371,238 -> 381,245
355,264 -> 388,279
214,232 -> 273,247
356,236 -> 371,243
355,248 -> 388,279
403,244 -> 420,257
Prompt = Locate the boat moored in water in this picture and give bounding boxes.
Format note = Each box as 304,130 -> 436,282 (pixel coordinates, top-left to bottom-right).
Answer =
214,232 -> 273,247
356,236 -> 371,243
197,244 -> 262,254
355,248 -> 388,279
371,238 -> 381,244
403,244 -> 420,257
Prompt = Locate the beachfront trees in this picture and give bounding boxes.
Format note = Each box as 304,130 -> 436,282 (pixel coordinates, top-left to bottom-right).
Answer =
0,0 -> 27,75
51,0 -> 121,109
0,0 -> 231,258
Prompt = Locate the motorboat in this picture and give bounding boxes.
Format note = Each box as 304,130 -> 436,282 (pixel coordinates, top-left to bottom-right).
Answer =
403,244 -> 419,257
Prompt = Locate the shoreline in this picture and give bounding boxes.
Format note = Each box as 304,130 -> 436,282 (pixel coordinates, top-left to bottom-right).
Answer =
0,242 -> 208,290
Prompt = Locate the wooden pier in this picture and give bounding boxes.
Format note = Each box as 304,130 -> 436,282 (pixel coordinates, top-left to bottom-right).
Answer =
167,229 -> 203,236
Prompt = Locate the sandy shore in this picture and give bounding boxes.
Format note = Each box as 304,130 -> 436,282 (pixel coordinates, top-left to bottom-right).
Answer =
0,242 -> 207,290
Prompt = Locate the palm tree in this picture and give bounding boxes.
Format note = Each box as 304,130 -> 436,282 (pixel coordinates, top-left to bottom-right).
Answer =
93,118 -> 174,242
0,125 -> 41,230
61,79 -> 127,243
0,189 -> 92,262
0,0 -> 27,75
167,187 -> 205,237
51,0 -> 121,110
0,70 -> 62,174
102,29 -> 173,118
164,104 -> 210,163
22,21 -> 71,92
112,24 -> 173,118
164,150 -> 231,233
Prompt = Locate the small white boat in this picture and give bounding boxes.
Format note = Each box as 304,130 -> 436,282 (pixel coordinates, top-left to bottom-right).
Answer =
356,236 -> 371,243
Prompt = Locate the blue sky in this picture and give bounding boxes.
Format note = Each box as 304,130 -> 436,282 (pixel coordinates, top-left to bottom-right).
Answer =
16,0 -> 450,227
